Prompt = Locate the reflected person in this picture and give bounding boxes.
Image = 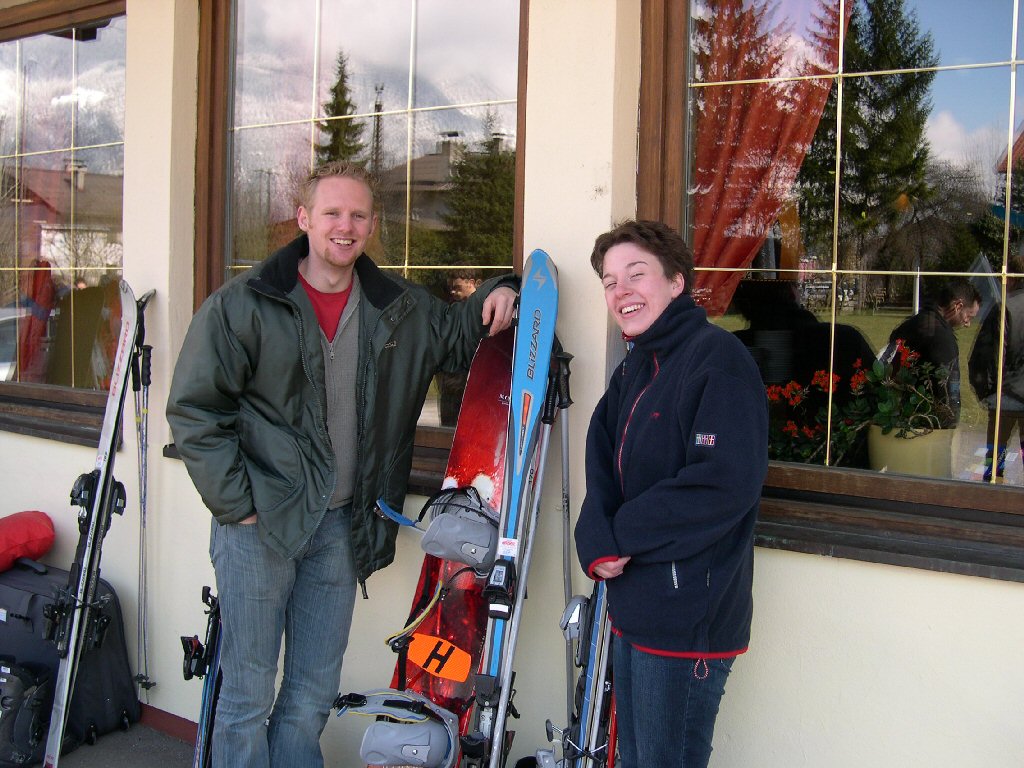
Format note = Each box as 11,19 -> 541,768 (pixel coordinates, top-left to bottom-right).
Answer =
969,255 -> 1024,482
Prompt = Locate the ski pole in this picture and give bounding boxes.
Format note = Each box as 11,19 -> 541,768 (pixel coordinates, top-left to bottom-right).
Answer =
554,348 -> 573,727
132,291 -> 156,695
486,366 -> 560,768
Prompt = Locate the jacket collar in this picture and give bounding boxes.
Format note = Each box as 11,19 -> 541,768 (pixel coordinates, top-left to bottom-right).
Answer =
629,293 -> 707,356
249,233 -> 404,310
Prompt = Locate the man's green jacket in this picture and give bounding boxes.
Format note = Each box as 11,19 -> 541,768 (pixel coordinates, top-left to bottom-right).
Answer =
167,234 -> 515,585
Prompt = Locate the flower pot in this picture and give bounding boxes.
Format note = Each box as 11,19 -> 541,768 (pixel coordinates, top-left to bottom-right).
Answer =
867,425 -> 952,479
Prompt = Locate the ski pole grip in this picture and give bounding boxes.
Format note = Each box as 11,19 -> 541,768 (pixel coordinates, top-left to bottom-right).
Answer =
541,364 -> 559,425
141,345 -> 152,387
555,351 -> 573,409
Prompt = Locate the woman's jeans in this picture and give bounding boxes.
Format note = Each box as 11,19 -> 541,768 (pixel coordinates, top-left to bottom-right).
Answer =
209,505 -> 356,768
612,634 -> 734,768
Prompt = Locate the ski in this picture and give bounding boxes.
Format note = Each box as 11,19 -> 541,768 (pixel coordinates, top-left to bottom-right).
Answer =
471,249 -> 559,768
42,282 -> 154,768
181,586 -> 223,768
535,581 -> 616,768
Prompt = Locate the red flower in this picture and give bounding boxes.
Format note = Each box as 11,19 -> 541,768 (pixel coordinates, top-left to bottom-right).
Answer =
850,369 -> 867,391
811,370 -> 840,392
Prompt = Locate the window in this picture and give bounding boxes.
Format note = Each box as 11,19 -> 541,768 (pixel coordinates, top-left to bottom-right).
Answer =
196,0 -> 524,436
640,0 -> 1024,579
0,1 -> 126,445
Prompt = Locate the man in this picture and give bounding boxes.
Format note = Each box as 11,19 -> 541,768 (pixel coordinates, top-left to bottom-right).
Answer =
887,280 -> 981,427
167,161 -> 516,768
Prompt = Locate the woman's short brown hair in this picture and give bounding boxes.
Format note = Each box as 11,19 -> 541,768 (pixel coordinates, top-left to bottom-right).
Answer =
591,219 -> 694,294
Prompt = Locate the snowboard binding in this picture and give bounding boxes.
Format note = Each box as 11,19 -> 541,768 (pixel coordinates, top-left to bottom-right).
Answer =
336,689 -> 460,768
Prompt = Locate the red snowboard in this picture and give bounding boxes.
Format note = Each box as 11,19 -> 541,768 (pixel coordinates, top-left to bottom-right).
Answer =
382,328 -> 514,754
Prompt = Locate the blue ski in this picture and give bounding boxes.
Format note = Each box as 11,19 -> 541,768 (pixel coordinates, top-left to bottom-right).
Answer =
182,586 -> 222,768
473,249 -> 559,766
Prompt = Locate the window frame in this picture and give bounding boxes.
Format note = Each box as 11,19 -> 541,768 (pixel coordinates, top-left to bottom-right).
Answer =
636,0 -> 1024,582
0,0 -> 127,446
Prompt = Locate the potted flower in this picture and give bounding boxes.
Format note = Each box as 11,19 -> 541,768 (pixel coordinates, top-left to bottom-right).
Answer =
765,370 -> 868,467
847,339 -> 955,477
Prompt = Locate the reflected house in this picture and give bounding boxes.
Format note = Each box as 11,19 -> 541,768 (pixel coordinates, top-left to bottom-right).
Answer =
376,131 -> 515,232
4,162 -> 123,289
994,120 -> 1024,227
378,131 -> 465,230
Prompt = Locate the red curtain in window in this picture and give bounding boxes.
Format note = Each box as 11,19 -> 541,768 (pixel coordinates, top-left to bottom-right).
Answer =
690,0 -> 848,315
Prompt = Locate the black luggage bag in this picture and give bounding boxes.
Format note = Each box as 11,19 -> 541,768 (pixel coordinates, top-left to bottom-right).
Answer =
0,558 -> 140,762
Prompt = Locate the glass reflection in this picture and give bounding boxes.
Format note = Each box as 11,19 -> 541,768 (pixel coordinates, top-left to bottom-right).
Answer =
0,45 -> 17,158
20,32 -> 73,155
414,0 -> 520,108
234,0 -> 317,127
318,0 -> 412,120
404,107 -> 515,270
966,257 -> 1024,485
414,267 -> 486,428
837,67 -> 1010,279
73,16 -> 126,148
230,124 -> 311,275
843,0 -> 1014,73
690,0 -> 845,83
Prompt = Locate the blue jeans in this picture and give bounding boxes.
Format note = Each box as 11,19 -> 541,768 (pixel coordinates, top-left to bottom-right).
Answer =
209,505 -> 356,768
612,634 -> 734,768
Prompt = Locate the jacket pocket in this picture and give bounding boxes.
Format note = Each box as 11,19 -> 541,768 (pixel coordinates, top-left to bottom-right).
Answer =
237,408 -> 307,514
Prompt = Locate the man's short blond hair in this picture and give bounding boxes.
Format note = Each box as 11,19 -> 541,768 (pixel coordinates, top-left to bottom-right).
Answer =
300,160 -> 375,209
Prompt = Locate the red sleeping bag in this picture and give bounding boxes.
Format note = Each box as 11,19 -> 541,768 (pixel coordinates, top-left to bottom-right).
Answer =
0,510 -> 55,572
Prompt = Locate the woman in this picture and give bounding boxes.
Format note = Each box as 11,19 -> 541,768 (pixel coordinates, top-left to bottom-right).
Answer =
575,220 -> 768,768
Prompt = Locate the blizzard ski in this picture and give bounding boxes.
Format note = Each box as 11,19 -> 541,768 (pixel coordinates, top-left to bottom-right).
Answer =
470,249 -> 559,768
534,581 -> 616,768
181,586 -> 223,768
42,282 -> 154,768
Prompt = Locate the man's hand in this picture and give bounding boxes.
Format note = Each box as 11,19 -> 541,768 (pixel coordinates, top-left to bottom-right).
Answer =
593,556 -> 631,580
481,286 -> 517,336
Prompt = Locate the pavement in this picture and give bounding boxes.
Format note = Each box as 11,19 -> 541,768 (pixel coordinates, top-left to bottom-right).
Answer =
56,724 -> 194,768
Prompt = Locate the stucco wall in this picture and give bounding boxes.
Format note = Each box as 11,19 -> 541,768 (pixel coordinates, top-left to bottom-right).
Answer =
1,1 -> 1023,766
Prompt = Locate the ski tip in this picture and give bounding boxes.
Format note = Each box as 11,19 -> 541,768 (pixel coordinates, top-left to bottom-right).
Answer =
137,289 -> 157,309
524,249 -> 558,291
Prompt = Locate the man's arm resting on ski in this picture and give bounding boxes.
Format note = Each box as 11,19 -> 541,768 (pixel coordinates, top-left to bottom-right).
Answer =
435,274 -> 519,373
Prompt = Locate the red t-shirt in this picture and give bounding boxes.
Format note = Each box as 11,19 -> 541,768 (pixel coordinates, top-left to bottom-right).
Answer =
298,272 -> 352,340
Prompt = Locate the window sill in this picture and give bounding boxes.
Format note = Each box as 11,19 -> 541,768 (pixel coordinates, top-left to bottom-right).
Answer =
0,383 -> 107,447
759,463 -> 1024,582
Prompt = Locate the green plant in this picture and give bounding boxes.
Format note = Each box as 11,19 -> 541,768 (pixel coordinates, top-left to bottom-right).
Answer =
765,338 -> 953,465
849,338 -> 954,438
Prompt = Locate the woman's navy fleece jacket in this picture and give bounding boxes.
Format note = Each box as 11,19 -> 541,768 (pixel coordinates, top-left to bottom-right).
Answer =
575,293 -> 768,656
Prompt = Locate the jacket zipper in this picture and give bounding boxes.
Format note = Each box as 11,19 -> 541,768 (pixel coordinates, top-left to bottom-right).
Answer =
617,353 -> 660,492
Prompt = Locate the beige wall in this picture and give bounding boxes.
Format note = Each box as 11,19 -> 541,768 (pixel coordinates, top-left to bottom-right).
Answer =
2,1 -> 1023,766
